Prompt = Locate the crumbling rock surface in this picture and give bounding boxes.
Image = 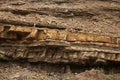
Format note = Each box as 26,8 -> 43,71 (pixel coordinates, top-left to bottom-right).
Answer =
0,0 -> 120,65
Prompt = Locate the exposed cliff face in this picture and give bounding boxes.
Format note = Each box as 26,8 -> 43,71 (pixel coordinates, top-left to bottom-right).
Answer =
0,0 -> 120,65
0,25 -> 120,65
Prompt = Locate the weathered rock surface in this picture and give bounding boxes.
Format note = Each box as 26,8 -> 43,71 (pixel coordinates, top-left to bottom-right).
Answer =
0,0 -> 120,65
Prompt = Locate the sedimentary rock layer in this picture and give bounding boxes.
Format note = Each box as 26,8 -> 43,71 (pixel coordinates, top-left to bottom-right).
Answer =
0,0 -> 120,65
0,0 -> 120,37
0,25 -> 120,64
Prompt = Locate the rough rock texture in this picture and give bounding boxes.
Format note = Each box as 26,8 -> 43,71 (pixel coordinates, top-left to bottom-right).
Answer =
0,0 -> 120,65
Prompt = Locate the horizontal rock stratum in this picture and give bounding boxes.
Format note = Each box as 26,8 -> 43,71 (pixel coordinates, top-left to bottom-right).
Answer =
0,0 -> 120,65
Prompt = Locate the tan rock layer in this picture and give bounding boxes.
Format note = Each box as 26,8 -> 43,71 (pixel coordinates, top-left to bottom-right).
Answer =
0,26 -> 120,47
0,46 -> 120,64
0,25 -> 120,64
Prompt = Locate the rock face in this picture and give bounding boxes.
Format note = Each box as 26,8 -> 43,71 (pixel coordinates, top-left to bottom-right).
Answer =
0,0 -> 120,65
